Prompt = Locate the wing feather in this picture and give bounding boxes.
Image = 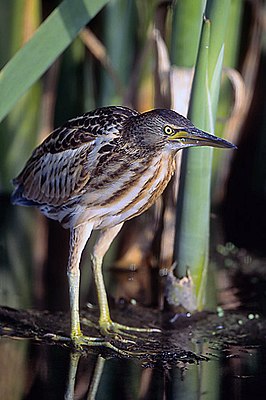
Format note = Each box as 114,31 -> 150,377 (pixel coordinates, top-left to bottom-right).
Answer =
16,144 -> 93,206
12,106 -> 139,207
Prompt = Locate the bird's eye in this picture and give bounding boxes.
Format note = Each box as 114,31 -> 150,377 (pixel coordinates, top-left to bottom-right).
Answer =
164,126 -> 174,135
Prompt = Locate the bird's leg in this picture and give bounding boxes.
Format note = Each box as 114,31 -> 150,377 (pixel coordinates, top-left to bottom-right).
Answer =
48,223 -> 112,348
67,223 -> 108,347
67,224 -> 93,339
65,224 -> 136,355
90,224 -> 161,341
90,224 -> 123,336
60,222 -> 159,354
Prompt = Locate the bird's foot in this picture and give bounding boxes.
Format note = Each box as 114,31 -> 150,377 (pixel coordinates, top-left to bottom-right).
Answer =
72,333 -> 133,356
81,317 -> 161,344
44,331 -> 135,356
101,320 -> 160,337
44,321 -> 160,356
43,332 -> 104,346
72,329 -> 161,357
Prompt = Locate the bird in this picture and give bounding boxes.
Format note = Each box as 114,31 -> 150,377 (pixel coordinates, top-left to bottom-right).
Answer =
11,105 -> 235,352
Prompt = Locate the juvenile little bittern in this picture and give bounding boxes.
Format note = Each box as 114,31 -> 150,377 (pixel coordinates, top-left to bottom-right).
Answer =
11,106 -> 234,351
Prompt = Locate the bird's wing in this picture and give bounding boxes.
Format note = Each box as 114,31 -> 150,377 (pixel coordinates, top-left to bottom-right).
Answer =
12,106 -> 139,207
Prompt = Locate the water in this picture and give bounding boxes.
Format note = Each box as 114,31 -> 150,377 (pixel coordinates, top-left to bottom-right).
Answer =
1,337 -> 266,399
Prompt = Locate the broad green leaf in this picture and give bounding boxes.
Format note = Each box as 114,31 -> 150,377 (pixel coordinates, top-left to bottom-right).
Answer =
0,0 -> 109,123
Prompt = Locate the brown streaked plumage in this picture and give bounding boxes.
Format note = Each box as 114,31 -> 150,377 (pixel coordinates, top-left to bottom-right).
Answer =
11,105 -> 235,353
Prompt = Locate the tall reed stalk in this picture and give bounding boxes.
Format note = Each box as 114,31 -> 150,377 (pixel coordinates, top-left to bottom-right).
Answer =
174,0 -> 231,309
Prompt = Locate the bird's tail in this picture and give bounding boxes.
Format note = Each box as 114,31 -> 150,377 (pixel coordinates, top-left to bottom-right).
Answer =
10,183 -> 39,207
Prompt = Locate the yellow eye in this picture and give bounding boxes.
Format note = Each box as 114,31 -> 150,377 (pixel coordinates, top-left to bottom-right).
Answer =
164,125 -> 174,135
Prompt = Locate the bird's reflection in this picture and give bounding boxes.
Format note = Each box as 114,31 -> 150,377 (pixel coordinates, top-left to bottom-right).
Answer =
65,352 -> 105,400
65,352 -> 80,400
0,337 -> 263,400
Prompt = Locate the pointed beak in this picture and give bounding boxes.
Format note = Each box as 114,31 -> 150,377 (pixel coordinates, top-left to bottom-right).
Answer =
168,128 -> 237,149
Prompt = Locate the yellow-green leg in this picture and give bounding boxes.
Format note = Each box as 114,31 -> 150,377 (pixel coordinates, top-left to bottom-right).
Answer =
66,223 -> 132,354
67,223 -> 103,343
66,222 -> 160,353
66,223 -> 136,354
91,224 -> 161,338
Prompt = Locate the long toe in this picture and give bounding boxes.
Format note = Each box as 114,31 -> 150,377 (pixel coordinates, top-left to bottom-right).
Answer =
45,327 -> 160,356
98,320 -> 161,343
72,333 -> 146,356
43,331 -> 106,347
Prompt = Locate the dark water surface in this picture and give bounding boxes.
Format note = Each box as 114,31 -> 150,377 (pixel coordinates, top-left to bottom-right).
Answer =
1,335 -> 266,400
1,300 -> 266,400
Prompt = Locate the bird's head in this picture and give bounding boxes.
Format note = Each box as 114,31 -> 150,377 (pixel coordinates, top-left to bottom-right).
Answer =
128,109 -> 236,151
